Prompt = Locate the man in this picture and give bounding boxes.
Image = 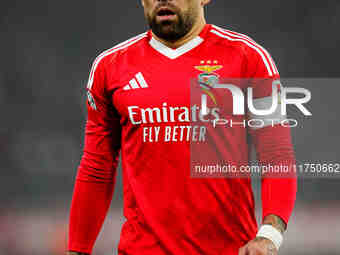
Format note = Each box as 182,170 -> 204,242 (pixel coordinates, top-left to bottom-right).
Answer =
68,0 -> 297,254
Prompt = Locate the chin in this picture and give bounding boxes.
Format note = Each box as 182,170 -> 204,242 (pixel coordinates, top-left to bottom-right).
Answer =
159,26 -> 177,36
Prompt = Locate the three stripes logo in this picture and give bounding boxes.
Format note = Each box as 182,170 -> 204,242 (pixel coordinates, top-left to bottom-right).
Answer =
123,72 -> 149,90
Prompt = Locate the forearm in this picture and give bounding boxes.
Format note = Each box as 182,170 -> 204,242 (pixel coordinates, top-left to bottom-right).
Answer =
261,175 -> 297,225
262,214 -> 286,234
251,125 -> 297,224
68,176 -> 114,254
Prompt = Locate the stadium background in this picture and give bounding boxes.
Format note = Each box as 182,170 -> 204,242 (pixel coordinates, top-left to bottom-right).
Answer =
1,0 -> 340,254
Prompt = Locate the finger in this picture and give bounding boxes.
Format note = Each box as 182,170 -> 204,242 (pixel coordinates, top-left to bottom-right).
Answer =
247,248 -> 255,255
248,248 -> 261,255
238,246 -> 247,255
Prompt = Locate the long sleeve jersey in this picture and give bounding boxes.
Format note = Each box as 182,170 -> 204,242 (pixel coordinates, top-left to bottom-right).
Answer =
68,24 -> 297,255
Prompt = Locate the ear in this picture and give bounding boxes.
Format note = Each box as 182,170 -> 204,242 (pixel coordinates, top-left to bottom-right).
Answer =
201,0 -> 211,6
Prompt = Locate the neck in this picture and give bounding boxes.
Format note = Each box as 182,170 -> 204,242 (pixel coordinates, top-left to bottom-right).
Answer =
152,18 -> 206,49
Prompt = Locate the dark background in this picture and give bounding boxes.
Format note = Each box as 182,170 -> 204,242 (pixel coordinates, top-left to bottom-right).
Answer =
0,1 -> 339,254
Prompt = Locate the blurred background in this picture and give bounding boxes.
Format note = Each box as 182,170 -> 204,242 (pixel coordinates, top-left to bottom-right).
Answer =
1,0 -> 339,254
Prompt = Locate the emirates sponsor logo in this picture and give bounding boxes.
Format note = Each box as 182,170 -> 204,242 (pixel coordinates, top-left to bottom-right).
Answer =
127,102 -> 220,125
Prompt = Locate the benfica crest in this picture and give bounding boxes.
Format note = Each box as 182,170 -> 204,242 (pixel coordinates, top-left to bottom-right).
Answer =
195,61 -> 223,105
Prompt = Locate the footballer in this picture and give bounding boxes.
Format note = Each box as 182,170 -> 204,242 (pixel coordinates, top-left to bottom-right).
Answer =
68,0 -> 297,254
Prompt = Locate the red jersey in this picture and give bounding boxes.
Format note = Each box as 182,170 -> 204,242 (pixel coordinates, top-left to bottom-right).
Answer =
69,24 -> 296,255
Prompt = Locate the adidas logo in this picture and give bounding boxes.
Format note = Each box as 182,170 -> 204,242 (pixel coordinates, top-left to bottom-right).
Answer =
123,72 -> 149,90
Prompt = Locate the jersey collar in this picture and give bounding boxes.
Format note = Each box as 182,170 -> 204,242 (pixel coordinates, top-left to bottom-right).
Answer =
148,24 -> 210,60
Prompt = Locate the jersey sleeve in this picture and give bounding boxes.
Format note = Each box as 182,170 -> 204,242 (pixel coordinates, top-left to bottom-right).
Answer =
78,55 -> 121,182
68,56 -> 121,254
245,45 -> 297,225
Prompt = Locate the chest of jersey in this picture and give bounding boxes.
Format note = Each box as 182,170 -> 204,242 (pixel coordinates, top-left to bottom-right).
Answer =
110,41 -> 247,127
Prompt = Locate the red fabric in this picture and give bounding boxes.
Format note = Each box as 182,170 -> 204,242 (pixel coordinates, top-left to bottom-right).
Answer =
248,35 -> 297,225
68,178 -> 114,254
68,24 -> 296,255
251,125 -> 297,224
68,56 -> 121,253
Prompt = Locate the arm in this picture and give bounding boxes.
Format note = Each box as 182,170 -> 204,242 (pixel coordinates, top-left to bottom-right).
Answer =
239,43 -> 297,255
68,57 -> 121,254
240,120 -> 296,255
240,118 -> 297,255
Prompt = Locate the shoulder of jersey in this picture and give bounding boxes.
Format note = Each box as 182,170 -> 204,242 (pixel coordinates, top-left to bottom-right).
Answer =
94,31 -> 148,64
209,24 -> 257,46
209,24 -> 279,76
87,32 -> 148,89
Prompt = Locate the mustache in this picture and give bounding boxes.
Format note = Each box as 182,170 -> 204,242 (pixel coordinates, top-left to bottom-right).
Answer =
153,2 -> 179,15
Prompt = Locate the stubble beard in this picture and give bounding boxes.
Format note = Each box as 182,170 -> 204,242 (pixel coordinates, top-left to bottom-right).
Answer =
146,6 -> 197,42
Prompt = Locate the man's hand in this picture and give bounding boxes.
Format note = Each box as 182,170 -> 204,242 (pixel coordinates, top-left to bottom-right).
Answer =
239,214 -> 286,254
239,237 -> 277,255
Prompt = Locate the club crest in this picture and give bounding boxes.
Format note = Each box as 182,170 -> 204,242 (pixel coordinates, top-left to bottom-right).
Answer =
195,61 -> 223,105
